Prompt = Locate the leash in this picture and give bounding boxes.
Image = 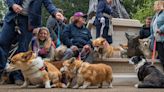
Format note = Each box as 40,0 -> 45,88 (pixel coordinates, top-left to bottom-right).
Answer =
77,52 -> 81,60
152,38 -> 156,63
14,15 -> 21,34
14,9 -> 42,34
151,29 -> 159,64
56,21 -> 62,48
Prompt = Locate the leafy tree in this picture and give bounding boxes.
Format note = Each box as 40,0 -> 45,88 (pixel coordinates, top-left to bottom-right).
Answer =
42,0 -> 89,26
0,0 -> 7,21
132,0 -> 155,23
123,0 -> 155,23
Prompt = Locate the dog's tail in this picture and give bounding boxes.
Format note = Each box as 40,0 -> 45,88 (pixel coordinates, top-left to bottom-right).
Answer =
113,47 -> 122,51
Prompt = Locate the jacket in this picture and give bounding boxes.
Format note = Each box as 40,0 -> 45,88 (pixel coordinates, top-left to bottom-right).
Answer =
5,0 -> 57,29
139,25 -> 151,39
62,24 -> 92,48
94,0 -> 112,25
150,11 -> 164,50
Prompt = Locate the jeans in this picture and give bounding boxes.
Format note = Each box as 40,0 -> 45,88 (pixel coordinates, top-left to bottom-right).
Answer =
0,15 -> 32,79
95,18 -> 113,44
156,42 -> 164,71
9,70 -> 24,83
62,49 -> 74,60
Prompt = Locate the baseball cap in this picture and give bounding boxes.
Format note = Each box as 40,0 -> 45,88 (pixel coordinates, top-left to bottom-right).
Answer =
73,12 -> 87,18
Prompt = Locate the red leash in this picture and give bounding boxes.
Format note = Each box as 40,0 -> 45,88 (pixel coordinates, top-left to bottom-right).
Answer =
152,38 -> 156,64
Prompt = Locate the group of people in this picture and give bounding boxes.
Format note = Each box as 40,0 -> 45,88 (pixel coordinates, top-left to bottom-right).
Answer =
0,0 -> 64,85
0,0 -> 114,85
0,0 -> 163,86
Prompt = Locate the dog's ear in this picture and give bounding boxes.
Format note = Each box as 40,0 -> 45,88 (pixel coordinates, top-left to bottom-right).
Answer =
22,51 -> 33,61
101,39 -> 106,45
138,39 -> 142,43
125,32 -> 130,40
138,39 -> 142,42
140,55 -> 146,60
68,57 -> 76,64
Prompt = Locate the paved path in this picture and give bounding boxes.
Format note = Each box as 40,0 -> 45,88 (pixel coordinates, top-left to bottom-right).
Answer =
0,85 -> 163,92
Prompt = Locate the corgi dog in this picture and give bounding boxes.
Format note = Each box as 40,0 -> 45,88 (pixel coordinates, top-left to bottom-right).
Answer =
92,37 -> 120,59
61,57 -> 113,89
50,60 -> 76,88
8,51 -> 65,88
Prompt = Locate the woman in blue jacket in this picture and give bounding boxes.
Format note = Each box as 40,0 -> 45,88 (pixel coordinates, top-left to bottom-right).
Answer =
94,0 -> 113,44
150,0 -> 164,70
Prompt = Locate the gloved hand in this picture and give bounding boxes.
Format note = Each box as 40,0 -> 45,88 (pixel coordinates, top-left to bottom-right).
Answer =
100,17 -> 105,24
38,48 -> 47,55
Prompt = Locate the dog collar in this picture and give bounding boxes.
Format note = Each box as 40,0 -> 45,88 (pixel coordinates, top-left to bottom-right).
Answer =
39,66 -> 46,71
22,63 -> 46,76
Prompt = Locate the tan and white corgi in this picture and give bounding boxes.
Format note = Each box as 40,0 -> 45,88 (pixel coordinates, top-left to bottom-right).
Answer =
92,37 -> 120,59
61,57 -> 113,89
8,51 -> 65,88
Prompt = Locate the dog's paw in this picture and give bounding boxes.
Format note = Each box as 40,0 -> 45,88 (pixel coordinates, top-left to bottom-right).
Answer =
45,80 -> 51,88
134,84 -> 139,88
108,84 -> 113,88
66,83 -> 71,88
62,85 -> 67,88
20,84 -> 28,88
15,80 -> 24,85
45,84 -> 51,88
51,83 -> 67,88
20,81 -> 28,88
73,85 -> 79,89
0,80 -> 6,85
79,86 -> 87,89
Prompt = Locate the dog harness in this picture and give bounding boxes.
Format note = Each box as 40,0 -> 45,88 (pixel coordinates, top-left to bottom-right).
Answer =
22,62 -> 46,76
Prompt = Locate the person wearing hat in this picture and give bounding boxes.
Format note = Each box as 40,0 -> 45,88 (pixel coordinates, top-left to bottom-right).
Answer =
62,12 -> 93,63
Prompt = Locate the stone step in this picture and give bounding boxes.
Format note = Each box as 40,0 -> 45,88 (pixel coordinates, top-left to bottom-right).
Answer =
94,58 -> 163,73
113,73 -> 137,86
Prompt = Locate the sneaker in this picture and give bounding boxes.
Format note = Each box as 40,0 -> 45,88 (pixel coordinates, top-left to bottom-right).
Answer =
15,80 -> 24,85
